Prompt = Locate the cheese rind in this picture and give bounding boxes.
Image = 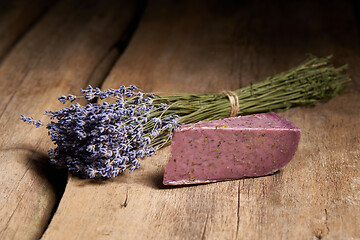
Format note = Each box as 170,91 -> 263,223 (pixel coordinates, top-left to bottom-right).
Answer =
163,112 -> 301,185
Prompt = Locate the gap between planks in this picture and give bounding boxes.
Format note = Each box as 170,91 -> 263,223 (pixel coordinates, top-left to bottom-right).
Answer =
40,0 -> 148,237
0,0 -> 146,239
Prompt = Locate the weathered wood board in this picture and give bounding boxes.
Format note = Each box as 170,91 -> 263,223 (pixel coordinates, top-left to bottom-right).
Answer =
0,0 -> 55,62
0,0 -> 141,239
42,0 -> 360,240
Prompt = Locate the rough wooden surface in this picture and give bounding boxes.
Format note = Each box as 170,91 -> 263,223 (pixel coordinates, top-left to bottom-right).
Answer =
0,0 -> 140,239
0,0 -> 55,62
42,0 -> 360,240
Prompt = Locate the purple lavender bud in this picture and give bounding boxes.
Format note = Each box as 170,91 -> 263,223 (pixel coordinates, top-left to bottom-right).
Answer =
21,84 -> 181,179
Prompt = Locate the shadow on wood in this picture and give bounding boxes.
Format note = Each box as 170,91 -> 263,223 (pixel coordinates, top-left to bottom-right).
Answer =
0,146 -> 68,202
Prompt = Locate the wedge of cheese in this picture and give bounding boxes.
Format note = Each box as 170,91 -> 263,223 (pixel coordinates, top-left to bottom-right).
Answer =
163,112 -> 301,185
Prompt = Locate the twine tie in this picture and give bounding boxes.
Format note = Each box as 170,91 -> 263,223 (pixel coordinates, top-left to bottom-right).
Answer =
222,90 -> 239,117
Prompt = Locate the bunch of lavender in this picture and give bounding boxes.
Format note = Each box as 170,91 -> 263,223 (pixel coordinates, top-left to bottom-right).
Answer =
21,85 -> 179,179
21,55 -> 350,179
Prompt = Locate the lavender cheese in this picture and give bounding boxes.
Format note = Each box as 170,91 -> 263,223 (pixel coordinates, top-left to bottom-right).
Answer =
163,112 -> 301,185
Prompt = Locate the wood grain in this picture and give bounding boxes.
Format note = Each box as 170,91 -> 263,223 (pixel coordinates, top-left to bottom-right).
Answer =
0,0 -> 140,239
43,0 -> 360,239
0,0 -> 55,63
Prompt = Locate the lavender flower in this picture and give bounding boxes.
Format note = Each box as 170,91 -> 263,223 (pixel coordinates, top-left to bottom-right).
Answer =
21,85 -> 179,179
20,115 -> 43,128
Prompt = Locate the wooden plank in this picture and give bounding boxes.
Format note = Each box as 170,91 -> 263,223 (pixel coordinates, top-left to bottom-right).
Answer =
0,0 -> 55,62
0,0 -> 141,239
43,0 -> 360,239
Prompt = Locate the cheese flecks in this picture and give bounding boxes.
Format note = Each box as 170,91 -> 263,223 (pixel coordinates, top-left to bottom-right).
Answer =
163,112 -> 301,185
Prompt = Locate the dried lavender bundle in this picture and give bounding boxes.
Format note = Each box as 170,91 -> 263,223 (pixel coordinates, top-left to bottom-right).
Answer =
21,55 -> 350,179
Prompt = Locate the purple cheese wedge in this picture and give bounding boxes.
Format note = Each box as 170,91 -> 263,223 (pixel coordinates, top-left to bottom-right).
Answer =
163,112 -> 301,185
